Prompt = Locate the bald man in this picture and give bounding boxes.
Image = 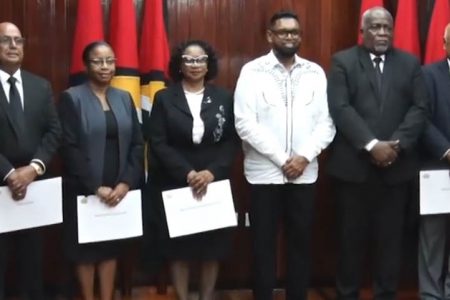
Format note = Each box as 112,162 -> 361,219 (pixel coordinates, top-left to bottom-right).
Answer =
0,22 -> 61,300
419,23 -> 450,300
327,7 -> 428,300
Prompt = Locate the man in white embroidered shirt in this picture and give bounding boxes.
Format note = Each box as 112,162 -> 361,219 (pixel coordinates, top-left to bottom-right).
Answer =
234,10 -> 335,300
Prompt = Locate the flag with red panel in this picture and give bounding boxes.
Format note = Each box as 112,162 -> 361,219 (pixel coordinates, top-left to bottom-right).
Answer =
69,0 -> 104,86
424,0 -> 450,64
140,0 -> 170,125
109,0 -> 141,118
358,0 -> 384,44
393,0 -> 421,59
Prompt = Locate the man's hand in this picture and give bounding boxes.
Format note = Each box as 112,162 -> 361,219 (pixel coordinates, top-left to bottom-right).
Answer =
370,140 -> 399,167
6,166 -> 37,200
445,152 -> 450,165
105,182 -> 130,207
96,186 -> 113,205
187,170 -> 214,200
282,155 -> 309,180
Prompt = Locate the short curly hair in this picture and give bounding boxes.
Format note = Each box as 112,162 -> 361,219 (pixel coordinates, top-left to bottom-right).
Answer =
168,40 -> 219,82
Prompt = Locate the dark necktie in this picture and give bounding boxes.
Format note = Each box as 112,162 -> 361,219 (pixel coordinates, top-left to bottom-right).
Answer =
7,76 -> 25,132
373,56 -> 383,93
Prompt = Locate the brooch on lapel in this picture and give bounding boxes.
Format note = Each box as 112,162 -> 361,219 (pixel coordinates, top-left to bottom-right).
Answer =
213,105 -> 226,142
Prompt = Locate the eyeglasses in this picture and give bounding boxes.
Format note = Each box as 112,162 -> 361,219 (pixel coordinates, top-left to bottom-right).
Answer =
270,30 -> 301,39
88,57 -> 117,67
182,54 -> 208,66
0,36 -> 25,46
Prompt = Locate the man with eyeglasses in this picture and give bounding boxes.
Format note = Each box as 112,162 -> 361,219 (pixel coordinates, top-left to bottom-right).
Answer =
234,10 -> 335,300
0,22 -> 61,300
327,7 -> 428,300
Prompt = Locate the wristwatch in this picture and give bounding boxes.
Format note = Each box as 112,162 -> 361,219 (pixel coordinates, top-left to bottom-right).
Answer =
30,162 -> 44,176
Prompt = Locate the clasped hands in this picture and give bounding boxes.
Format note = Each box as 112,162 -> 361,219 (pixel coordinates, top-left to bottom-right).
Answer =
96,182 -> 129,207
282,155 -> 309,180
7,166 -> 38,201
187,170 -> 214,200
370,140 -> 400,168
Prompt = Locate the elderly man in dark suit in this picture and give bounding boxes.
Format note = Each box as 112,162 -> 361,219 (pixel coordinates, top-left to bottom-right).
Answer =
327,7 -> 428,300
419,23 -> 450,300
0,22 -> 61,300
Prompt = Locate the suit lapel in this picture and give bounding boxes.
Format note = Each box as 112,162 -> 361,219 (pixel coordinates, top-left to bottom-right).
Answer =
358,47 -> 380,101
0,73 -> 24,138
437,60 -> 450,102
379,51 -> 394,111
171,83 -> 192,116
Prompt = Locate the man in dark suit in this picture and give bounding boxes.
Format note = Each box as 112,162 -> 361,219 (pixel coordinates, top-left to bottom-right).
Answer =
419,23 -> 450,300
327,7 -> 428,300
0,22 -> 61,300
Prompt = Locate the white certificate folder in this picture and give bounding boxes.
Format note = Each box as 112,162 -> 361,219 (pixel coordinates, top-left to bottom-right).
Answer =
420,170 -> 450,215
77,189 -> 143,244
0,177 -> 63,234
162,179 -> 237,238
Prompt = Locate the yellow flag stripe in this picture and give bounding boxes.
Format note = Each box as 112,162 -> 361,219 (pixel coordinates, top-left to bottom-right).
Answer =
141,80 -> 166,104
111,76 -> 141,108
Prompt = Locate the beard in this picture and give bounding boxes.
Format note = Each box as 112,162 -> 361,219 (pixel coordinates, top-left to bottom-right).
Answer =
273,44 -> 299,59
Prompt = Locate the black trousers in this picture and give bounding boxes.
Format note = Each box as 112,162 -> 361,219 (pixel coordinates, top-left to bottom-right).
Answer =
250,183 -> 315,300
335,176 -> 409,300
0,229 -> 44,300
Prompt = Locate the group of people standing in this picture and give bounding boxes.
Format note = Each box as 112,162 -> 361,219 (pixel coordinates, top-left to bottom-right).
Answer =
0,5 -> 449,300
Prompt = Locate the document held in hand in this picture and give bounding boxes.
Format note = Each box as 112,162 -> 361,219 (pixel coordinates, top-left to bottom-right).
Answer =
162,179 -> 237,238
77,189 -> 142,244
420,170 -> 450,215
0,177 -> 63,233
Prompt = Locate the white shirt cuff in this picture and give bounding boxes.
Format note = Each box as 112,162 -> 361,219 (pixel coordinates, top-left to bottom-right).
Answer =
441,149 -> 450,160
365,139 -> 379,151
3,168 -> 15,182
31,159 -> 46,174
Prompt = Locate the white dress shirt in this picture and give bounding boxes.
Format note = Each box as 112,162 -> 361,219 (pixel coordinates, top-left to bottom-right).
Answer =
185,89 -> 205,144
234,51 -> 336,184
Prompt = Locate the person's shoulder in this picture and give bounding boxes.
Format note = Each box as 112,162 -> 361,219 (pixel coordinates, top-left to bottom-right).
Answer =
389,48 -> 420,65
21,70 -> 50,86
297,57 -> 325,75
240,53 -> 271,73
108,86 -> 129,97
422,60 -> 446,74
331,46 -> 359,60
206,84 -> 231,96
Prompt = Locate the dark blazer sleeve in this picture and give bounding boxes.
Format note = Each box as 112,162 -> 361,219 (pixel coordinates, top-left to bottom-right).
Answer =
421,65 -> 450,159
118,95 -> 144,189
146,90 -> 195,183
327,55 -> 377,150
390,59 -> 429,150
32,80 -> 62,166
206,90 -> 239,179
58,92 -> 98,193
0,156 -> 13,180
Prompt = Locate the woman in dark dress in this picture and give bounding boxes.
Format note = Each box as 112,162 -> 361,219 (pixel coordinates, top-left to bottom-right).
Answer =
58,41 -> 143,300
144,40 -> 238,300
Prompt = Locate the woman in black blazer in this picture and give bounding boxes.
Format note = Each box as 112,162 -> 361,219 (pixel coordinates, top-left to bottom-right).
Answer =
58,41 -> 144,300
144,40 -> 238,300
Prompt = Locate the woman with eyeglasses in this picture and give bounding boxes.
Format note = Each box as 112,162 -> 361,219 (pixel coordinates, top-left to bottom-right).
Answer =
58,41 -> 144,300
144,40 -> 238,300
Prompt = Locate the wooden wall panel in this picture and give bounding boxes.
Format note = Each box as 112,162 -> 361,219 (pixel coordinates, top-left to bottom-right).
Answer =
0,0 -> 438,293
